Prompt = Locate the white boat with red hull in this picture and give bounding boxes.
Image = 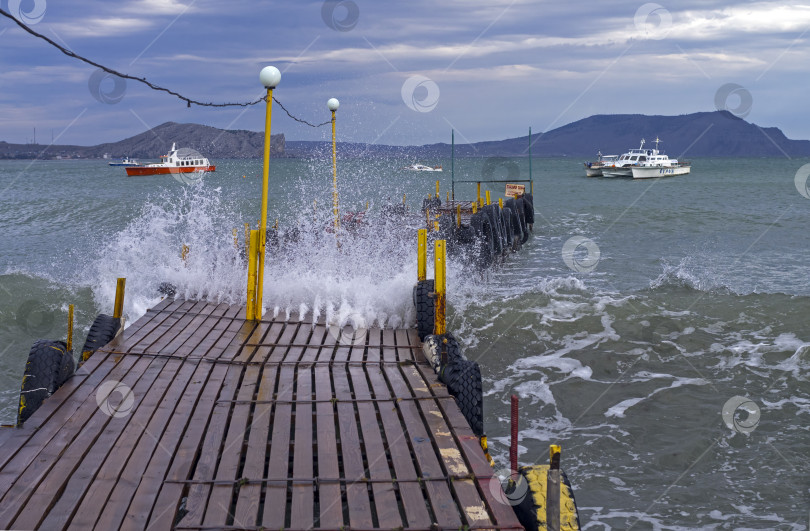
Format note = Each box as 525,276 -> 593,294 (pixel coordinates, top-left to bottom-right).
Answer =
125,143 -> 215,176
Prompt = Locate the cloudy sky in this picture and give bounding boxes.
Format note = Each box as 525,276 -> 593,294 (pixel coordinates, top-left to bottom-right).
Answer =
1,0 -> 809,147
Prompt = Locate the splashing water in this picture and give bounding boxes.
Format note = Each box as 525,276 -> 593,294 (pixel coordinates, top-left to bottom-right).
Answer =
90,180 -> 476,330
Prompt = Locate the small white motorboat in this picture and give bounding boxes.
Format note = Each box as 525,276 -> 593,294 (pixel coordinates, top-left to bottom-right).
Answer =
108,157 -> 139,167
584,151 -> 618,177
403,164 -> 443,172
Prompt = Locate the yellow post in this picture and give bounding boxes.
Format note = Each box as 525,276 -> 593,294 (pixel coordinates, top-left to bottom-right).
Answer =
403,193 -> 406,205
246,230 -> 259,320
365,200 -> 369,211
472,202 -> 477,214
256,65 -> 281,319
329,98 -> 341,234
486,190 -> 491,205
435,180 -> 440,199
417,229 -> 427,281
434,221 -> 439,232
499,197 -> 503,209
456,204 -> 461,227
531,180 -> 534,195
446,191 -> 449,202
477,182 -> 481,204
434,240 -> 446,335
66,304 -> 74,352
113,278 -> 126,319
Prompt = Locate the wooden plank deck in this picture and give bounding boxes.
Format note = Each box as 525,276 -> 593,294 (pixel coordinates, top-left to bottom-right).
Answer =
0,299 -> 524,530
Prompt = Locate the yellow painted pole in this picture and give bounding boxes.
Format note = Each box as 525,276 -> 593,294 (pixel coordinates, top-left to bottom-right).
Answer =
66,304 -> 74,352
456,204 -> 461,227
403,193 -> 406,205
486,190 -> 491,205
113,278 -> 126,319
477,182 -> 481,203
417,229 -> 427,281
256,85 -> 274,319
329,98 -> 341,234
254,66 -> 280,317
434,240 -> 446,335
435,180 -> 440,199
499,197 -> 503,209
246,230 -> 259,320
472,202 -> 477,214
434,221 -> 439,232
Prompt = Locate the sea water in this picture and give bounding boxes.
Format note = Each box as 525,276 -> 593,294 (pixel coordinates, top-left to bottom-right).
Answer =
0,156 -> 808,529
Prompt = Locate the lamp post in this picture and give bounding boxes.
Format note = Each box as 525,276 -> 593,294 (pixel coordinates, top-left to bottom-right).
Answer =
253,65 -> 281,320
328,97 -> 340,234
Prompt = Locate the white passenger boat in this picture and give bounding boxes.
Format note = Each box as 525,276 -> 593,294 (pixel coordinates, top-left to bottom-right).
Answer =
629,138 -> 690,179
125,143 -> 215,176
584,152 -> 618,177
601,139 -> 650,177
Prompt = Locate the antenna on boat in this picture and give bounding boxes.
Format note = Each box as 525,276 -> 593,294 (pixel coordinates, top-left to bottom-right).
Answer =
654,136 -> 661,151
639,138 -> 645,149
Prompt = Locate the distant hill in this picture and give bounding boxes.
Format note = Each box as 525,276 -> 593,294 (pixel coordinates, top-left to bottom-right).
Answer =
3,111 -> 809,160
287,110 -> 810,158
0,122 -> 285,160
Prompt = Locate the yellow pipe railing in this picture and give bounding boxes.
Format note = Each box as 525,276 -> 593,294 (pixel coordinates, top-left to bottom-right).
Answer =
246,230 -> 259,320
113,278 -> 126,319
417,229 -> 427,281
66,304 -> 74,352
434,240 -> 446,335
485,190 -> 491,205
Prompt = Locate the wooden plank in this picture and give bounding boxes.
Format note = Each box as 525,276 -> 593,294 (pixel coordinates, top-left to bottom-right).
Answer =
349,341 -> 401,528
31,357 -> 181,530
289,360 -> 314,528
365,328 -> 381,363
0,354 -> 155,528
314,362 -> 342,529
366,366 -> 432,528
128,299 -> 194,354
412,363 -> 523,528
401,364 -> 492,529
384,364 -> 462,528
261,362 -> 295,528
67,303 -> 226,530
266,319 -> 299,363
382,329 -> 397,363
143,313 -> 256,530
201,363 -> 262,527
231,322 -> 285,525
333,362 -> 373,528
100,312 -> 251,530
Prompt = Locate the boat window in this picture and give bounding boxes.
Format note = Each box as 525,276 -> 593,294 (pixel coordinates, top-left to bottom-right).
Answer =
630,156 -> 637,161
639,156 -> 646,161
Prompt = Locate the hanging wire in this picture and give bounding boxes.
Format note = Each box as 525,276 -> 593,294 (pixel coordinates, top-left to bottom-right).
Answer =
0,8 -> 330,127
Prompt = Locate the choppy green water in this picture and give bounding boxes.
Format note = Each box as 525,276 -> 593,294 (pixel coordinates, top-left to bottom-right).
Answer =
0,156 -> 808,529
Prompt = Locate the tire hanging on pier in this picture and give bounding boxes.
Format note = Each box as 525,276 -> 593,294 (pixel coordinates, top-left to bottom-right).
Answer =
522,192 -> 535,229
17,340 -> 75,425
413,279 -> 435,341
515,197 -> 530,244
504,199 -> 523,249
470,212 -> 496,269
421,334 -> 485,437
514,464 -> 581,531
81,314 -> 122,363
483,205 -> 504,258
501,206 -> 514,249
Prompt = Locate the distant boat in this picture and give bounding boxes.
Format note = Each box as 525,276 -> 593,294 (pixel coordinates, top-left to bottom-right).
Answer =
125,143 -> 215,176
108,157 -> 139,167
584,151 -> 618,177
403,163 -> 443,172
600,137 -> 690,179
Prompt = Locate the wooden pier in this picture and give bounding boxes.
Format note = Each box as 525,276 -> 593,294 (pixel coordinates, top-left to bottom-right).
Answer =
0,298 -> 524,530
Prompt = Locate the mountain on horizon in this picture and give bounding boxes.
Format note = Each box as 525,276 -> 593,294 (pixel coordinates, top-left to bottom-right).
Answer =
2,111 -> 808,160
396,110 -> 810,158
